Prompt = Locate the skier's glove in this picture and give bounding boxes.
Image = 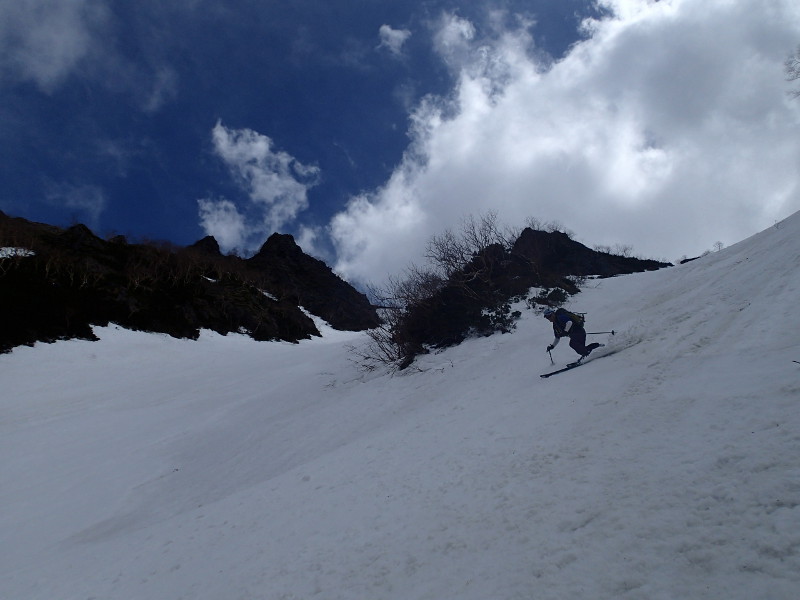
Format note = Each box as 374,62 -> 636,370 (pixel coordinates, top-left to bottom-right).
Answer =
546,345 -> 554,352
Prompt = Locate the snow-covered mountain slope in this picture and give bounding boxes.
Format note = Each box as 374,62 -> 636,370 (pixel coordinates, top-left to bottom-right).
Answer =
2,213 -> 799,600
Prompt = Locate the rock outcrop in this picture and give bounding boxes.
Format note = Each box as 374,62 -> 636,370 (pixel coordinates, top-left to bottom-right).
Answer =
247,233 -> 380,331
0,213 -> 378,353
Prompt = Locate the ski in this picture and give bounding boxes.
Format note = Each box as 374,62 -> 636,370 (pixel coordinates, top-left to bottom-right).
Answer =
540,361 -> 583,378
540,345 -> 611,378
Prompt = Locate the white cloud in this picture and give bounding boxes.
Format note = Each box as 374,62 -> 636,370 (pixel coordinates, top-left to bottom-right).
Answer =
197,198 -> 247,252
44,182 -> 107,226
199,121 -> 320,254
330,0 -> 800,286
0,0 -> 109,92
432,13 -> 476,71
378,25 -> 412,57
142,66 -> 179,114
0,0 -> 179,114
294,224 -> 333,264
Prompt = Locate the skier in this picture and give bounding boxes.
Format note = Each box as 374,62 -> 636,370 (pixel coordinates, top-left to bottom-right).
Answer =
544,308 -> 601,359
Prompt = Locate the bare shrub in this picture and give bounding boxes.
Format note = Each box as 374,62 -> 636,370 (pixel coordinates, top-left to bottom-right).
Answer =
787,45 -> 800,98
544,220 -> 575,238
524,216 -> 544,231
358,211 -> 521,369
426,212 -> 510,277
612,243 -> 633,258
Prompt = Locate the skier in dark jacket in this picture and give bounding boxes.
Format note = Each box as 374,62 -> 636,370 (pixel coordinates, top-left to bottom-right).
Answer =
544,308 -> 601,358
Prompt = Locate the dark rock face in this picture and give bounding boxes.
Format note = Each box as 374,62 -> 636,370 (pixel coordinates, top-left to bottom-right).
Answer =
511,229 -> 669,278
189,235 -> 223,257
247,233 -> 380,331
0,213 -> 378,353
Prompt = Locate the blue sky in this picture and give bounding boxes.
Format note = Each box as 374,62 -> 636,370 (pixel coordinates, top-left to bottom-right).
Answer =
2,0 -> 799,286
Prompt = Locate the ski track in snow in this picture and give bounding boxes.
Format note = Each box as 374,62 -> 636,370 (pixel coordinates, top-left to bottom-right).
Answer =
2,213 -> 800,599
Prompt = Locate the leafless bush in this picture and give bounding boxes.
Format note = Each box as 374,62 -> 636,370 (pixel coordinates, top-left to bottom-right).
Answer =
787,45 -> 800,98
372,265 -> 445,309
523,216 -> 575,239
360,264 -> 444,369
612,243 -> 633,258
524,216 -> 544,231
594,243 -> 638,258
357,211 -> 521,369
425,211 -> 517,303
426,212 -> 512,277
544,220 -> 575,238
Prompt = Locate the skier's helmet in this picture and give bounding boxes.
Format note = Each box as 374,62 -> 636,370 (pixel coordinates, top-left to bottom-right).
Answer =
543,308 -> 555,318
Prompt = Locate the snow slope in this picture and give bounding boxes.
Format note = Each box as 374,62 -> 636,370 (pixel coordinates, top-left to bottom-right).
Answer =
2,213 -> 799,600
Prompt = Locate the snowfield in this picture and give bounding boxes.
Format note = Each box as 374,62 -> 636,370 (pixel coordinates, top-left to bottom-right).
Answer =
2,213 -> 800,600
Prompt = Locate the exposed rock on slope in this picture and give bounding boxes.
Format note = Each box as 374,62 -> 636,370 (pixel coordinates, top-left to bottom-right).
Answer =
247,233 -> 380,332
0,212 -> 378,353
512,229 -> 668,278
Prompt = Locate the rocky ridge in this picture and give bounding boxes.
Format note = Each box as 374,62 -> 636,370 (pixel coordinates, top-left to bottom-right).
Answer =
0,211 -> 378,353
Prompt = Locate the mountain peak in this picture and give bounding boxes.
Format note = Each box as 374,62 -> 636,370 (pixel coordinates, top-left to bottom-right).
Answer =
254,232 -> 304,259
189,235 -> 222,257
248,233 -> 380,331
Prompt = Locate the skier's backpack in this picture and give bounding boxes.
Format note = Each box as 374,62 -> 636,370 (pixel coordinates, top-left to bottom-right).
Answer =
556,307 -> 585,327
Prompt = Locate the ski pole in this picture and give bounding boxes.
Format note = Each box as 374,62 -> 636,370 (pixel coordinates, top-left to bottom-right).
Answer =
586,330 -> 615,335
548,349 -> 554,365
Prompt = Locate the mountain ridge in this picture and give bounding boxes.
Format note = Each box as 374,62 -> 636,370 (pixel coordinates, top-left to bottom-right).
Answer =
1,211 -> 669,356
0,211 -> 378,353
